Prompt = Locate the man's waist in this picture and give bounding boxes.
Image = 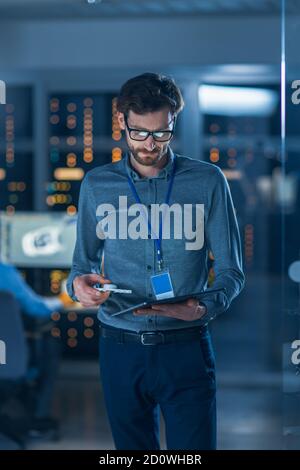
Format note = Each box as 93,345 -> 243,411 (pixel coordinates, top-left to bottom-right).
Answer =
99,321 -> 208,346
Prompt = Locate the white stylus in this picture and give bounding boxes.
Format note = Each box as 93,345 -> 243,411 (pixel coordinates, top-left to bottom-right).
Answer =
94,283 -> 132,294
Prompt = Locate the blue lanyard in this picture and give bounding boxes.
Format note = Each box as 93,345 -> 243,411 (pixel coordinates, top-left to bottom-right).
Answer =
127,156 -> 177,271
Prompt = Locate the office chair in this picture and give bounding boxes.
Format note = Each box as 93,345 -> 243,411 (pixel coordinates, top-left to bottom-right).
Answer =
0,290 -> 28,449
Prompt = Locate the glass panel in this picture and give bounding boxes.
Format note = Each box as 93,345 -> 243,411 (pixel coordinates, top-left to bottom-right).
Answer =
282,0 -> 300,450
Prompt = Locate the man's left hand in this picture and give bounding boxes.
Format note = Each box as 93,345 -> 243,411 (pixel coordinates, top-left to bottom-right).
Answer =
133,298 -> 207,322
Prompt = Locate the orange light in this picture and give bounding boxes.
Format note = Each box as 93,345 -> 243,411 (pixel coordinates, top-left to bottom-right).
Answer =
6,205 -> 15,214
222,170 -> 242,180
112,132 -> 122,141
67,328 -> 78,338
67,136 -> 77,146
84,317 -> 94,327
112,147 -> 122,162
67,312 -> 78,322
83,98 -> 93,107
50,136 -> 60,145
51,312 -> 61,322
67,115 -> 77,129
84,155 -> 93,163
67,153 -> 77,167
67,338 -> 77,348
227,148 -> 237,158
67,205 -> 77,216
67,102 -> 77,113
84,328 -> 94,339
210,123 -> 220,133
46,195 -> 55,206
8,182 -> 16,191
83,137 -> 93,146
210,148 -> 219,163
50,98 -> 59,113
227,158 -> 237,168
54,168 -> 84,180
17,182 -> 26,191
51,327 -> 61,338
50,115 -> 59,125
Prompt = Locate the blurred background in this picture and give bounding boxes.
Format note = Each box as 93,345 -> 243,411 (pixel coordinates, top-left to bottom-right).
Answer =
0,0 -> 299,450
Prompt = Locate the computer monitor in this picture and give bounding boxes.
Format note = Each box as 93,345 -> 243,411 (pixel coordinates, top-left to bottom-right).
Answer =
0,211 -> 77,268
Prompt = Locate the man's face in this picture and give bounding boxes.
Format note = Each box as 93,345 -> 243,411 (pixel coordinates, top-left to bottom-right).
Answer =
117,107 -> 175,167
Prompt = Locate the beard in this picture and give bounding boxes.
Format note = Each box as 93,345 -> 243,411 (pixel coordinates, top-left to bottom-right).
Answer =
127,141 -> 169,167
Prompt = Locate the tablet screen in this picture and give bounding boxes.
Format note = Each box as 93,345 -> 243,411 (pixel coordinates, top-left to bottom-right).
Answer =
110,287 -> 226,317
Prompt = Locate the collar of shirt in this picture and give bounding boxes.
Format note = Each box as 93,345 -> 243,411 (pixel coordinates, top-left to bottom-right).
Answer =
124,148 -> 175,182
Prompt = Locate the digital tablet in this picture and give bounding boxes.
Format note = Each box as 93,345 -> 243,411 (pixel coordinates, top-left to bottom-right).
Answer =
110,287 -> 226,317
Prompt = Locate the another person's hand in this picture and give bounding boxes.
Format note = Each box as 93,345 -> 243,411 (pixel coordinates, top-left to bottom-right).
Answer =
73,273 -> 112,307
133,298 -> 207,322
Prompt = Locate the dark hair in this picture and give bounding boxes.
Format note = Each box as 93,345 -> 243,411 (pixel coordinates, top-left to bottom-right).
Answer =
116,72 -> 184,116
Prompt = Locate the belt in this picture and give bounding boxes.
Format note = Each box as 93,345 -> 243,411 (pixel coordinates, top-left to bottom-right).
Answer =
99,324 -> 207,346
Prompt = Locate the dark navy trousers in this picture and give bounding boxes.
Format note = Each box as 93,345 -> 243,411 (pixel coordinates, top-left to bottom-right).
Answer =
99,326 -> 216,450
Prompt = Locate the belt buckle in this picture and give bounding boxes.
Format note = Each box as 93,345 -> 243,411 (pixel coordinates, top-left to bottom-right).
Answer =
141,332 -> 164,346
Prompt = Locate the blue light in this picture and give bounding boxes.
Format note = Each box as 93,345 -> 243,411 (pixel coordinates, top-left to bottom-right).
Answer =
198,85 -> 278,116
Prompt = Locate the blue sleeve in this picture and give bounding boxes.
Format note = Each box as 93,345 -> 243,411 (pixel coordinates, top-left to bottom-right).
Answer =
0,265 -> 53,317
202,167 -> 245,320
66,173 -> 104,301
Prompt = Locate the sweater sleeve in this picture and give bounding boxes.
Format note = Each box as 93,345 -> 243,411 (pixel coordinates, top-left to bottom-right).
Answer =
66,173 -> 104,301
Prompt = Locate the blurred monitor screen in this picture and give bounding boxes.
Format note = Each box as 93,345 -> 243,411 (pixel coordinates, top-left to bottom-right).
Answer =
0,211 -> 77,268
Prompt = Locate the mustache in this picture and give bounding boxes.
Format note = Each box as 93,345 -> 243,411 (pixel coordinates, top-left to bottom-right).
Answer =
140,149 -> 158,154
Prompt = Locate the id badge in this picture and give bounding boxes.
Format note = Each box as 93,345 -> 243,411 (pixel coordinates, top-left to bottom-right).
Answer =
150,269 -> 175,300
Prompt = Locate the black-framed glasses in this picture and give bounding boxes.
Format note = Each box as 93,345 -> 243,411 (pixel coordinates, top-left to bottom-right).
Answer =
124,115 -> 176,142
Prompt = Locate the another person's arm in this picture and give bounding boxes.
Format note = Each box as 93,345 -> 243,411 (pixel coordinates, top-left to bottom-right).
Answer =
0,264 -> 61,317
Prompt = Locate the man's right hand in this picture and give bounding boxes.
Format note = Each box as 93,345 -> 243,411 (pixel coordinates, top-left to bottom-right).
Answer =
73,273 -> 112,307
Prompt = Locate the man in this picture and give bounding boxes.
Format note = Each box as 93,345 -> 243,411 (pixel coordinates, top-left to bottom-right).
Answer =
66,72 -> 245,450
